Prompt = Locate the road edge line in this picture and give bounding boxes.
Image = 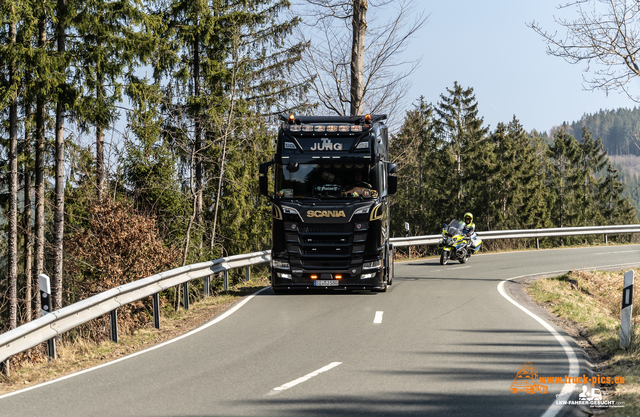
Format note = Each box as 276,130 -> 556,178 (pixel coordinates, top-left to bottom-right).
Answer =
0,287 -> 271,400
497,280 -> 578,417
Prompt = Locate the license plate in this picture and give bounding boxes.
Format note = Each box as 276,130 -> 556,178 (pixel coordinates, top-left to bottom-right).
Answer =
314,280 -> 339,286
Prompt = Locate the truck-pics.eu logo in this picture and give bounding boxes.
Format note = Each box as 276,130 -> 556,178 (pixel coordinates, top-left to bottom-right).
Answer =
511,363 -> 548,394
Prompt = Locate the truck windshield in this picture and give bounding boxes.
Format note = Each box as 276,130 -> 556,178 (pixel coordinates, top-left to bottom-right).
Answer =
275,162 -> 378,199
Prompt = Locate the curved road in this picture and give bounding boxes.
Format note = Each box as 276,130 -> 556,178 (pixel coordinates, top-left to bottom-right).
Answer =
2,245 -> 639,417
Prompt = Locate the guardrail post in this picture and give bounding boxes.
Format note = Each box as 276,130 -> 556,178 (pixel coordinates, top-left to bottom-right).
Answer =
536,238 -> 539,249
110,309 -> 118,343
1,359 -> 9,377
605,234 -> 608,244
152,293 -> 160,329
620,270 -> 634,349
204,275 -> 210,297
224,270 -> 229,291
245,266 -> 251,283
183,282 -> 189,310
40,274 -> 56,360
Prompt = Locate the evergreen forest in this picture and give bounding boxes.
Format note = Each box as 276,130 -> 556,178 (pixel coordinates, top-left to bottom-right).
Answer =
0,1 -> 638,340
561,108 -> 640,215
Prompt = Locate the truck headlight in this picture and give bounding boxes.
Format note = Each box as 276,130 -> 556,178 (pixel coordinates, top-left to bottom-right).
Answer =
363,260 -> 382,269
282,206 -> 301,216
361,272 -> 376,279
272,260 -> 290,270
354,206 -> 371,215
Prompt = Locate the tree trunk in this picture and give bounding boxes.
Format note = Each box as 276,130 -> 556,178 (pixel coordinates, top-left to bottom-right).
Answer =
53,0 -> 67,311
8,12 -> 19,330
96,76 -> 105,196
350,0 -> 367,116
34,6 -> 47,313
23,138 -> 33,322
23,74 -> 34,322
211,137 -> 227,249
194,34 -> 203,255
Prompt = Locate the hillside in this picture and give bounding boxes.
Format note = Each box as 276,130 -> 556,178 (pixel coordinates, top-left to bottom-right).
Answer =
609,155 -> 640,220
561,109 -> 640,220
562,107 -> 640,156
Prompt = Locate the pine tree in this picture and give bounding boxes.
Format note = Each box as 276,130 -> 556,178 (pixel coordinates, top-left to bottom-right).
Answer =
434,82 -> 489,217
599,163 -> 637,224
390,97 -> 442,235
548,129 -> 580,227
488,117 -> 551,231
574,127 -> 608,226
72,0 -> 158,195
159,0 -> 308,264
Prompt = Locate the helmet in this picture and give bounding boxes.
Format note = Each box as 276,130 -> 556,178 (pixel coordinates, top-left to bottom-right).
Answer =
464,212 -> 473,223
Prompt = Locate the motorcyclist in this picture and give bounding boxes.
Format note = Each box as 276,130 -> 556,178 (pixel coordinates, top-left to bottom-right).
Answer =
463,212 -> 476,236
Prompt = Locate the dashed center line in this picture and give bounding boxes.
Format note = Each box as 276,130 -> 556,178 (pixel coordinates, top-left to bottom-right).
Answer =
373,311 -> 384,324
270,362 -> 342,394
592,250 -> 639,255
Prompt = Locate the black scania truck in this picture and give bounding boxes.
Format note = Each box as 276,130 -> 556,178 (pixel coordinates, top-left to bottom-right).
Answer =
259,114 -> 397,292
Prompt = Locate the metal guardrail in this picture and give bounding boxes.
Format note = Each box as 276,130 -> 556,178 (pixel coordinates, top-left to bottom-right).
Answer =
389,224 -> 640,247
0,251 -> 270,364
1,224 -> 639,365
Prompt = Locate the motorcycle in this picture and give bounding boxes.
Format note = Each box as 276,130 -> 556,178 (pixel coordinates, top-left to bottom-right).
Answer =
440,219 -> 482,265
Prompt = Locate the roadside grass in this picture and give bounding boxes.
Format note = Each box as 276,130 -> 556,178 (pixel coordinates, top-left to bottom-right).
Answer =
527,268 -> 640,416
0,276 -> 270,396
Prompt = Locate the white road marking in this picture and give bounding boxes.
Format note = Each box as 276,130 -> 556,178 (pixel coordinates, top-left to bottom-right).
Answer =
449,266 -> 471,270
592,250 -> 639,255
0,287 -> 271,401
373,311 -> 384,324
271,362 -> 342,393
497,280 -> 578,417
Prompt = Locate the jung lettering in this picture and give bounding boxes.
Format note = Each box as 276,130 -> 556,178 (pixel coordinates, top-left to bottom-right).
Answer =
310,138 -> 343,151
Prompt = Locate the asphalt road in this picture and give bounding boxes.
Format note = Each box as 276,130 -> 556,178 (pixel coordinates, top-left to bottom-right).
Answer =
2,245 -> 639,417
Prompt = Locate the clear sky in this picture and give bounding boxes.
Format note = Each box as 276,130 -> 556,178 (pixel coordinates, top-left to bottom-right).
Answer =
401,0 -> 640,133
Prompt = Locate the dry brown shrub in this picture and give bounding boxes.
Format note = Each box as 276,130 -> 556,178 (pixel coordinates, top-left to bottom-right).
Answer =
64,198 -> 179,342
570,269 -> 640,320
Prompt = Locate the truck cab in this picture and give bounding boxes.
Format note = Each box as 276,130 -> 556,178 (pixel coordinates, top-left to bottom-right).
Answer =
259,114 -> 397,292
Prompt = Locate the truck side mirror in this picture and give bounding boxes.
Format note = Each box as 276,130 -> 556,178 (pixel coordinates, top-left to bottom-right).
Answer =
387,163 -> 398,195
259,161 -> 273,197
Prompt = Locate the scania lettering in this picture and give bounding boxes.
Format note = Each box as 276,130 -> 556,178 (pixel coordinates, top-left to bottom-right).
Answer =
259,114 -> 397,292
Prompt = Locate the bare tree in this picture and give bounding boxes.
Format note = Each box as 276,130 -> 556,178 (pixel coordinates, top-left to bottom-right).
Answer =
53,0 -> 67,311
530,0 -> 640,100
292,0 -> 428,123
34,1 -> 47,316
8,5 -> 19,330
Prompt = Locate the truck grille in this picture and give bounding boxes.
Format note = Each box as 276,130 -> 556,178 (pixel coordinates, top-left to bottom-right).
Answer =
301,236 -> 350,244
302,247 -> 350,256
301,260 -> 351,268
304,225 -> 348,233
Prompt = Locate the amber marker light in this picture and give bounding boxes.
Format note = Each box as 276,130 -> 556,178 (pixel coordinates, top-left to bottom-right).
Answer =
288,114 -> 295,124
310,275 -> 318,279
334,274 -> 342,279
364,114 -> 372,124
